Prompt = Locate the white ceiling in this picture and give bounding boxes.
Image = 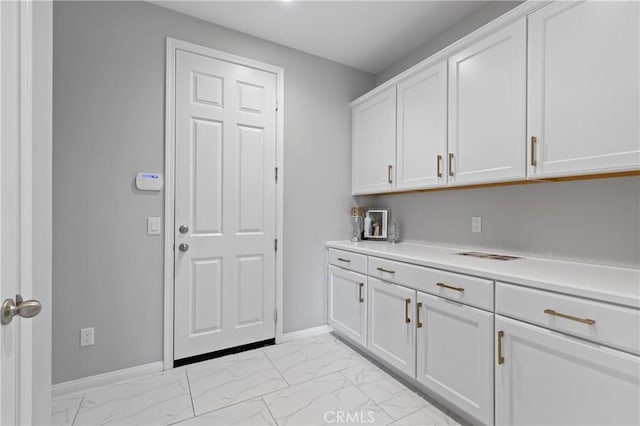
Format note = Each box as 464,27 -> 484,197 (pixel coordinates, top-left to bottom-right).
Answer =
150,1 -> 488,74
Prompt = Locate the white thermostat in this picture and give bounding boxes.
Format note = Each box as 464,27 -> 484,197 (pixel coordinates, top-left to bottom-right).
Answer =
136,172 -> 163,191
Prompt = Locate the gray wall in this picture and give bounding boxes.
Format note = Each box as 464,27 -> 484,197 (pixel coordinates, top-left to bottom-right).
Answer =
366,177 -> 640,268
53,1 -> 374,383
376,1 -> 523,85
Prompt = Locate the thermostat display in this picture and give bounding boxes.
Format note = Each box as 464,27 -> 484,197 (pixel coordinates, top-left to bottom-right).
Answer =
136,172 -> 163,191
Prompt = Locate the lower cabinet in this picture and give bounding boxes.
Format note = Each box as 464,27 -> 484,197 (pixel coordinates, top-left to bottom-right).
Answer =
495,315 -> 640,426
416,292 -> 494,425
328,265 -> 367,346
367,277 -> 416,377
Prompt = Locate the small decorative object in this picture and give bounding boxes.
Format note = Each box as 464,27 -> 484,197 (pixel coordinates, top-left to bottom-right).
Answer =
350,207 -> 364,242
363,208 -> 389,240
388,217 -> 400,243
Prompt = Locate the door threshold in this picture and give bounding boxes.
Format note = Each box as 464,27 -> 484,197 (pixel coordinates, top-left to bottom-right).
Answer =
173,338 -> 276,368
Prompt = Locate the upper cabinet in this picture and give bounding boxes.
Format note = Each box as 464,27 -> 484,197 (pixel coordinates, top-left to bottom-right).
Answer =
351,1 -> 640,195
448,19 -> 526,186
527,1 -> 640,178
396,61 -> 448,190
352,86 -> 396,195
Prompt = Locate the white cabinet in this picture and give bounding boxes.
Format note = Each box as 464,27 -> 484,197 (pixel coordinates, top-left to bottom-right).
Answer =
527,1 -> 640,178
328,265 -> 367,346
416,292 -> 494,425
448,18 -> 527,186
352,86 -> 396,195
367,277 -> 416,377
396,61 -> 448,190
495,315 -> 640,426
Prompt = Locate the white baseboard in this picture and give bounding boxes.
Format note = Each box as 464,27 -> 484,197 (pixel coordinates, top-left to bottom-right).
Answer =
52,361 -> 164,397
277,324 -> 333,343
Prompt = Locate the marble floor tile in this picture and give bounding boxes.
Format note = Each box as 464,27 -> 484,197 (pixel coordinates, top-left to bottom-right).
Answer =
174,398 -> 276,426
73,370 -> 193,426
52,394 -> 84,426
263,334 -> 366,385
187,349 -> 288,416
390,404 -> 461,426
262,372 -> 393,426
341,362 -> 429,420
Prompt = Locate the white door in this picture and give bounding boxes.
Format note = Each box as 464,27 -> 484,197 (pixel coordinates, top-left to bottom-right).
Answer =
174,49 -> 277,360
527,0 -> 640,178
352,86 -> 396,195
367,278 -> 416,377
396,61 -> 448,190
448,18 -> 526,186
1,0 -> 50,424
328,266 -> 367,347
495,315 -> 640,426
416,292 -> 493,425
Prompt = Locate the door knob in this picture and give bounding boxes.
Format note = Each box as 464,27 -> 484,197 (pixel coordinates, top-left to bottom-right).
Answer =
1,295 -> 42,325
179,225 -> 189,234
178,243 -> 189,252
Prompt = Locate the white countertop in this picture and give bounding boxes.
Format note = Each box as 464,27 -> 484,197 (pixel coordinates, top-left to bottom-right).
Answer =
326,241 -> 640,309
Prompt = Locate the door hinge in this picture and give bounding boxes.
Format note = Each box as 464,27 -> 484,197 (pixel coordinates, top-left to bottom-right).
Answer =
274,238 -> 278,251
274,309 -> 278,324
275,167 -> 278,183
275,100 -> 279,111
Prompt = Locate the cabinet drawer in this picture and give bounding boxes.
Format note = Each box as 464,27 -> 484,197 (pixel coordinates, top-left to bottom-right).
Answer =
328,248 -> 367,274
496,282 -> 640,355
368,257 -> 493,311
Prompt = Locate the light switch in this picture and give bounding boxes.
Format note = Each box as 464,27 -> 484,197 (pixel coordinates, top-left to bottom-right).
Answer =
472,216 -> 482,233
147,217 -> 161,235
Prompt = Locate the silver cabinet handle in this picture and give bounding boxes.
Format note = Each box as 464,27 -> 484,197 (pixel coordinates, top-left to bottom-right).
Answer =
1,295 -> 42,325
178,243 -> 189,252
179,225 -> 189,234
376,267 -> 395,274
359,283 -> 364,303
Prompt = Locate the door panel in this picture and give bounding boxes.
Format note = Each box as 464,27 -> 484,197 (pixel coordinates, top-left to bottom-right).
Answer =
174,50 -> 277,360
495,315 -> 640,426
528,1 -> 640,177
396,61 -> 448,190
416,292 -> 493,425
367,278 -> 416,377
448,19 -> 526,185
328,266 -> 367,346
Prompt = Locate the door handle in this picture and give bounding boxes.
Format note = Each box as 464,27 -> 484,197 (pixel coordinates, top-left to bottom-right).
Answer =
448,153 -> 454,177
179,225 -> 189,234
530,136 -> 537,167
416,302 -> 423,328
1,295 -> 42,325
359,283 -> 364,303
178,243 -> 189,252
387,165 -> 393,184
404,298 -> 411,323
437,155 -> 443,178
497,330 -> 505,365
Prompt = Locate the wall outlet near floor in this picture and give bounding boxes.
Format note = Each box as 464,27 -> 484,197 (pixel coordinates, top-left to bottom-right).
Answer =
80,327 -> 95,347
472,216 -> 482,233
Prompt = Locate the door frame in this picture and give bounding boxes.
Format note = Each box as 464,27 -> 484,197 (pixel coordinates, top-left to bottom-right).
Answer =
163,38 -> 284,370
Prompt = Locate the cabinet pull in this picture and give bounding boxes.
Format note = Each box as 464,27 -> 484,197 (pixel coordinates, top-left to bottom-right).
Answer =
376,267 -> 395,274
387,165 -> 393,184
544,309 -> 595,325
497,330 -> 505,365
405,299 -> 411,323
436,282 -> 464,292
436,155 -> 443,178
531,136 -> 537,166
359,283 -> 364,303
448,153 -> 454,177
336,258 -> 351,263
416,302 -> 423,328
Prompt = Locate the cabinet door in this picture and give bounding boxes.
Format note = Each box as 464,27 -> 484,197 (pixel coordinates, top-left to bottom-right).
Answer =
416,292 -> 493,425
367,277 -> 416,377
352,86 -> 396,195
528,1 -> 640,177
448,19 -> 526,186
495,315 -> 640,426
328,266 -> 367,346
396,61 -> 448,190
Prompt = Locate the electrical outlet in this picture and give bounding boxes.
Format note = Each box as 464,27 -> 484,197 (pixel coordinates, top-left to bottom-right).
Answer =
80,328 -> 94,347
472,216 -> 482,233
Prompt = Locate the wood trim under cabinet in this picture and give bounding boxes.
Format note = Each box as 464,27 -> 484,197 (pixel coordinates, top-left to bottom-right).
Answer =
358,170 -> 640,196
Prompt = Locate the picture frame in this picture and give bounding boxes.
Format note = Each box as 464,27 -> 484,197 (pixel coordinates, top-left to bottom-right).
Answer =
363,208 -> 389,240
